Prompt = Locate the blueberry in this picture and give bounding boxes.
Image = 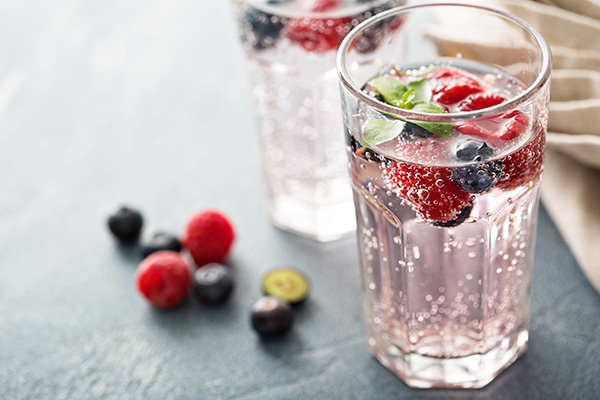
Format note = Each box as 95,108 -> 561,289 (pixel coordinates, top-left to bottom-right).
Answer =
108,206 -> 143,243
345,127 -> 359,151
241,7 -> 284,50
451,140 -> 503,193
140,231 -> 182,258
452,162 -> 503,193
354,27 -> 384,54
193,264 -> 234,305
251,296 -> 293,337
433,199 -> 474,228
355,1 -> 404,53
401,122 -> 434,141
346,124 -> 384,161
455,140 -> 495,162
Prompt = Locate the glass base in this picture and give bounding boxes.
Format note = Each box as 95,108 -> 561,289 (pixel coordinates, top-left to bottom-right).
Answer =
367,328 -> 529,389
268,194 -> 356,242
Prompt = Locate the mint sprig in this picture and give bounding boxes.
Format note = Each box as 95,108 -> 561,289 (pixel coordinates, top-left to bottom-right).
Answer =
362,74 -> 453,147
408,103 -> 453,138
371,76 -> 433,107
362,119 -> 406,148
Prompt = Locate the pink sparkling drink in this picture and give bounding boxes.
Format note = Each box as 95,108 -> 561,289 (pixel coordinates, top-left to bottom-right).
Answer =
233,0 -> 404,241
337,4 -> 552,388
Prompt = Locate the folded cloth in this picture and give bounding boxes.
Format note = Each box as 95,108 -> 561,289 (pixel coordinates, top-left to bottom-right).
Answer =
543,147 -> 600,294
534,0 -> 600,21
501,0 -> 600,293
419,0 -> 600,292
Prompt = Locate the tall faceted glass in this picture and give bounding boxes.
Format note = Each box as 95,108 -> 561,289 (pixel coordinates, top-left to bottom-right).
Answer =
337,3 -> 552,388
233,0 -> 405,241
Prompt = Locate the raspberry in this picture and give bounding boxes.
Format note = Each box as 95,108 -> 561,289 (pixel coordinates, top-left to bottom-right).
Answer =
182,210 -> 235,268
384,140 -> 471,222
457,93 -> 506,112
499,110 -> 530,141
433,199 -> 474,228
427,66 -> 484,105
455,110 -> 530,144
136,251 -> 191,309
311,0 -> 339,13
384,161 -> 471,222
496,129 -> 545,190
285,0 -> 350,53
285,17 -> 352,53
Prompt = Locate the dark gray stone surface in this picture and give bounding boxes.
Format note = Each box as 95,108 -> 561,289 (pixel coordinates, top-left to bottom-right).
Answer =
0,1 -> 598,399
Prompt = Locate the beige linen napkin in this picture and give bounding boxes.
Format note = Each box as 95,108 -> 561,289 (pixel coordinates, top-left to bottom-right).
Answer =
501,0 -> 600,293
420,0 -> 600,292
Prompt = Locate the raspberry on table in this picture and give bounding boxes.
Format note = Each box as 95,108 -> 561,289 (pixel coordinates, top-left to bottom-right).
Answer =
182,210 -> 235,268
135,251 -> 191,309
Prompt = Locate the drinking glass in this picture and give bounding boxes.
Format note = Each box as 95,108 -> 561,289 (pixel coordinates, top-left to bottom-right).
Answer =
337,3 -> 552,388
233,0 -> 404,241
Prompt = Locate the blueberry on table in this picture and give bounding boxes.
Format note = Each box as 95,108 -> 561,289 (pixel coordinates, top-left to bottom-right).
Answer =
192,264 -> 234,305
262,268 -> 310,304
251,296 -> 293,337
107,206 -> 143,243
451,140 -> 503,193
140,231 -> 182,258
241,7 -> 284,50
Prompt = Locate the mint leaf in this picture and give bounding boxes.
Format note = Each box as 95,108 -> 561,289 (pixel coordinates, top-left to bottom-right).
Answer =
371,76 -> 432,109
411,102 -> 446,113
408,103 -> 453,137
407,79 -> 432,103
401,88 -> 415,105
367,74 -> 452,139
362,119 -> 406,147
370,76 -> 408,108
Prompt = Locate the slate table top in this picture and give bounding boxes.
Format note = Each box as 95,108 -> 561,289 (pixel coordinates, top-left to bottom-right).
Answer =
1,1 -> 598,399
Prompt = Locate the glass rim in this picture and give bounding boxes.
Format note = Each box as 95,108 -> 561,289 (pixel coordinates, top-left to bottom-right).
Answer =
243,0 -> 394,19
336,2 -> 553,122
